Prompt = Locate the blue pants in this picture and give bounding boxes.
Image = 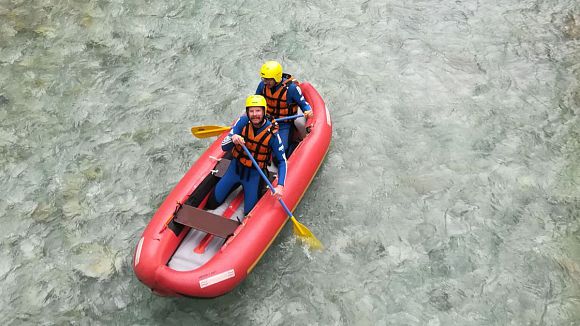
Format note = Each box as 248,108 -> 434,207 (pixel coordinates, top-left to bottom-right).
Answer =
277,122 -> 292,155
212,160 -> 262,215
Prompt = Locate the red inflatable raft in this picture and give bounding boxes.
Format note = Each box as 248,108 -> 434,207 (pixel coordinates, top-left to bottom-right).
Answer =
132,82 -> 332,298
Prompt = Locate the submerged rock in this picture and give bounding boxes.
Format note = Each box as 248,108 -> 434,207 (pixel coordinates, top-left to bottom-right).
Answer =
563,13 -> 580,39
71,242 -> 115,280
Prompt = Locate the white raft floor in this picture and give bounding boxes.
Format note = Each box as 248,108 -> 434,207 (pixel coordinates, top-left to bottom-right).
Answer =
168,188 -> 245,271
168,162 -> 279,272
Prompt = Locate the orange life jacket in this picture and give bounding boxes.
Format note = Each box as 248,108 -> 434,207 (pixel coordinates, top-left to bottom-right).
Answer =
232,122 -> 273,169
263,73 -> 300,118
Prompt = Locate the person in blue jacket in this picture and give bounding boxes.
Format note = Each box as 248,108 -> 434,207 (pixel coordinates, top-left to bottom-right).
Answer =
205,95 -> 287,215
256,61 -> 313,155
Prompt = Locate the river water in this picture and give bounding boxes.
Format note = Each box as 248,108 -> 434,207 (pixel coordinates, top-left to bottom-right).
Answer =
1,0 -> 579,325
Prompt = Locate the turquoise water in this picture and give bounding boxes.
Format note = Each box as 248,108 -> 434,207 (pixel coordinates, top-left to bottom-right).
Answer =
1,0 -> 579,325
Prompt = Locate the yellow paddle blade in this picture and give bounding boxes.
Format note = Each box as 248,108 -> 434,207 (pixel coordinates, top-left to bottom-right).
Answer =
190,125 -> 230,138
290,216 -> 324,250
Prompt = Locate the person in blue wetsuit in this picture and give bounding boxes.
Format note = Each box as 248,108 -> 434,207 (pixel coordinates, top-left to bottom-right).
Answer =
205,95 -> 287,215
256,61 -> 313,155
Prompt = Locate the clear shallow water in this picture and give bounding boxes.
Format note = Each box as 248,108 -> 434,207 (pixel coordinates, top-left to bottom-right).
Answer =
1,0 -> 579,325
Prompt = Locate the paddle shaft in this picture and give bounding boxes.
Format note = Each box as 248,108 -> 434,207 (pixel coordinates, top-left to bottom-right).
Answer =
192,114 -> 304,137
241,145 -> 293,217
274,114 -> 303,123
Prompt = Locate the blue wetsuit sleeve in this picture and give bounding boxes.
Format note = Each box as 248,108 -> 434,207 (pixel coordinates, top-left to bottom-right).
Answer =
256,81 -> 265,95
287,84 -> 311,112
221,116 -> 246,151
270,133 -> 287,186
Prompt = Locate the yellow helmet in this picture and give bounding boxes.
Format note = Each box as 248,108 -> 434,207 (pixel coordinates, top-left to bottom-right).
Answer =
260,61 -> 283,83
245,94 -> 267,109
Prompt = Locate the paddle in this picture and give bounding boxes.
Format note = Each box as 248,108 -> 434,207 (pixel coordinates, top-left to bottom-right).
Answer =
191,125 -> 231,139
240,144 -> 323,250
273,114 -> 305,123
191,114 -> 304,139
